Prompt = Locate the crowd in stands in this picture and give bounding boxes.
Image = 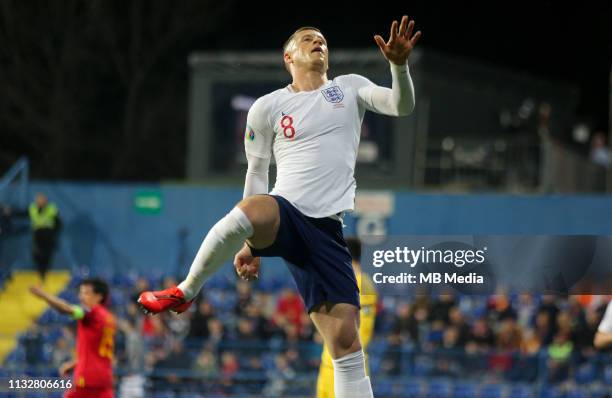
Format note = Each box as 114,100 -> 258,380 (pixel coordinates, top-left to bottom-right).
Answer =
5,273 -> 612,397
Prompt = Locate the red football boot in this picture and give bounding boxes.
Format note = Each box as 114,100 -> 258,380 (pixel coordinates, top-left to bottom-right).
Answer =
137,286 -> 193,314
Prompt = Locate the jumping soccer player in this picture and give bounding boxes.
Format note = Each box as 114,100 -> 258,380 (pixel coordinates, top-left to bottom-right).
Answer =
316,236 -> 378,397
594,300 -> 612,349
139,15 -> 420,398
30,279 -> 115,398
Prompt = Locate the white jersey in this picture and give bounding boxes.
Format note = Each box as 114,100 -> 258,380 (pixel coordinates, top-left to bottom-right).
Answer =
244,65 -> 414,218
599,301 -> 612,333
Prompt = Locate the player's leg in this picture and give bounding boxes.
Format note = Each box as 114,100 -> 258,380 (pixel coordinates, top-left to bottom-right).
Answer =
138,195 -> 279,313
310,302 -> 373,398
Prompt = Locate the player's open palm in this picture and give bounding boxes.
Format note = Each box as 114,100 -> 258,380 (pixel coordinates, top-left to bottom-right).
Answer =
234,243 -> 260,281
374,15 -> 421,65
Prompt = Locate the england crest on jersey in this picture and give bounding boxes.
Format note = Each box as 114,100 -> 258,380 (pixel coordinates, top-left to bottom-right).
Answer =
321,86 -> 344,103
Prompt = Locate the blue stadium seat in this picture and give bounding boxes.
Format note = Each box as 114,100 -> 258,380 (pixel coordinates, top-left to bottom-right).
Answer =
177,393 -> 204,398
112,272 -> 138,288
373,380 -> 394,396
589,385 -> 609,398
152,392 -> 176,398
575,363 -> 596,384
413,355 -> 434,377
565,386 -> 587,398
453,382 -> 477,398
508,384 -> 533,398
539,385 -> 562,398
604,364 -> 612,386
403,380 -> 423,397
479,383 -> 504,398
428,380 -> 452,398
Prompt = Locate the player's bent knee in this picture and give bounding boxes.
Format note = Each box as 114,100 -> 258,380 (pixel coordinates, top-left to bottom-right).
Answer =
329,335 -> 362,359
326,321 -> 361,359
236,195 -> 280,248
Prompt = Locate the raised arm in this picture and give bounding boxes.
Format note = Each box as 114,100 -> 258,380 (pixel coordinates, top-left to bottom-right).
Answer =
29,286 -> 77,316
356,15 -> 421,117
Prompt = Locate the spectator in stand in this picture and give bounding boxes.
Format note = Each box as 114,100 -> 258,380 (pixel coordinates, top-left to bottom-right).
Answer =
220,351 -> 240,391
487,294 -> 516,322
520,328 -> 541,355
28,193 -> 62,282
427,319 -> 446,349
516,294 -> 537,329
192,348 -> 219,378
381,332 -> 402,375
392,302 -> 419,344
534,309 -> 555,346
130,277 -> 150,303
590,131 -> 610,167
273,287 -> 305,334
448,306 -> 470,346
516,328 -> 541,382
152,339 -> 190,392
23,324 -> 43,367
435,326 -> 462,377
467,317 -> 495,352
52,335 -> 73,370
244,301 -> 275,340
263,352 -> 296,398
555,310 -> 575,341
430,294 -> 455,323
204,318 -> 225,352
235,317 -> 258,341
547,331 -> 573,382
188,299 -> 215,340
576,307 -> 600,353
234,280 -> 253,316
538,295 -> 560,328
490,318 -> 523,374
117,317 -> 145,398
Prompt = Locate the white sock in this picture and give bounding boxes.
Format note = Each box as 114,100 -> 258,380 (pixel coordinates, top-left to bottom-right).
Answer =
331,350 -> 373,398
177,207 -> 253,299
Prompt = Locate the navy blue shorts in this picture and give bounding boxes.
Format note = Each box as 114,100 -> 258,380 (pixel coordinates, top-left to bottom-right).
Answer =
249,195 -> 360,312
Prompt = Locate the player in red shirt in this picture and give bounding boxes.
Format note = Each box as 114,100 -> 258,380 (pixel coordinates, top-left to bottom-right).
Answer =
30,278 -> 116,398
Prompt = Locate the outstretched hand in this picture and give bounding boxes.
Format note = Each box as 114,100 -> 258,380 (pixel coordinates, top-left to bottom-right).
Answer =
374,15 -> 421,66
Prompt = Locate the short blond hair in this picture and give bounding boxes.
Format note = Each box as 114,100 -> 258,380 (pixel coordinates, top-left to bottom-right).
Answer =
283,27 -> 323,72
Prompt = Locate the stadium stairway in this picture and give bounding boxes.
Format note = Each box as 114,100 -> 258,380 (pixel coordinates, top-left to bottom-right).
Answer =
0,270 -> 71,363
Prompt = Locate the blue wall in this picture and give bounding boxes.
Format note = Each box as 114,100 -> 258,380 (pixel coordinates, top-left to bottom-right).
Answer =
2,182 -> 612,278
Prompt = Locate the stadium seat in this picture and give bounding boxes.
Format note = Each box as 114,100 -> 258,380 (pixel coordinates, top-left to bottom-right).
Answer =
373,379 -> 394,396
428,380 -> 452,398
453,381 -> 477,398
539,385 -> 563,398
508,384 -> 533,398
604,364 -> 612,386
479,383 -> 504,398
575,363 -> 596,384
414,355 -> 434,377
588,385 -> 609,398
152,392 -> 176,398
565,387 -> 587,398
177,393 -> 204,398
403,380 -> 423,397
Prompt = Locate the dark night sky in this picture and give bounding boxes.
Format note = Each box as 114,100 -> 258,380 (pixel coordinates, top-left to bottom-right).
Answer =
1,1 -> 610,180
210,1 -> 612,130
